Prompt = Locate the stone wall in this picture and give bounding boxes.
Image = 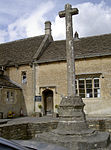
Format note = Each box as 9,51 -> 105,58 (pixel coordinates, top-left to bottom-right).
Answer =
88,118 -> 111,133
6,65 -> 34,115
36,61 -> 67,113
3,56 -> 111,116
0,122 -> 58,140
0,88 -> 27,118
0,123 -> 28,140
75,56 -> 111,115
0,118 -> 111,140
36,56 -> 111,116
27,122 -> 58,138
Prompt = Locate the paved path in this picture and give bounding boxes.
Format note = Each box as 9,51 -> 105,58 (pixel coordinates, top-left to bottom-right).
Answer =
0,116 -> 59,126
1,115 -> 111,125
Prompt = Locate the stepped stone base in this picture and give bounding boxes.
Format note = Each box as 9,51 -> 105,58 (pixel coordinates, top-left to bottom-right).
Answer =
37,130 -> 110,150
37,96 -> 110,150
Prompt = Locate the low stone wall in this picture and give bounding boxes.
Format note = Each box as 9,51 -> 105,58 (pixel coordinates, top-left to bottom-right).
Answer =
0,121 -> 58,140
88,118 -> 111,134
0,118 -> 111,140
0,123 -> 28,140
27,122 -> 57,139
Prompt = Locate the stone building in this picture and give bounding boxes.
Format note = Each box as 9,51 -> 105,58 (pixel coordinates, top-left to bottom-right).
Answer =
0,69 -> 26,118
0,21 -> 111,118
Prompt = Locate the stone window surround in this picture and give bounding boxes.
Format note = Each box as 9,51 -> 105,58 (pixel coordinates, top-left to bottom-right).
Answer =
75,73 -> 101,99
21,71 -> 27,84
6,91 -> 15,102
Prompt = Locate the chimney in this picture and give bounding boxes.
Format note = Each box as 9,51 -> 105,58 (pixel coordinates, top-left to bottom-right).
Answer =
74,31 -> 79,41
45,21 -> 51,35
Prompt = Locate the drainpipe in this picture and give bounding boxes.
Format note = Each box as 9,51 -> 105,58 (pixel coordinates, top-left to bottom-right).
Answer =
33,62 -> 36,112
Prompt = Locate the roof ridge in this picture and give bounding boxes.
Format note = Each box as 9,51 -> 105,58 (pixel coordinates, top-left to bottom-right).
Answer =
80,33 -> 111,40
53,39 -> 66,42
0,35 -> 45,45
53,33 -> 111,42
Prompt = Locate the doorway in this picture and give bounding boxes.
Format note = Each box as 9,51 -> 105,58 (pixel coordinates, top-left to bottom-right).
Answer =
42,89 -> 53,115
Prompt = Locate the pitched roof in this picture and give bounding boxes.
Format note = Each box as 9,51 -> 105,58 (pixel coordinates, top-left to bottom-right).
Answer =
0,35 -> 45,66
37,33 -> 111,63
0,75 -> 21,89
0,33 -> 111,66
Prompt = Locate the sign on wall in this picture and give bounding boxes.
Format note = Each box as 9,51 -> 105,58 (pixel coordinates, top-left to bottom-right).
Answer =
35,96 -> 42,102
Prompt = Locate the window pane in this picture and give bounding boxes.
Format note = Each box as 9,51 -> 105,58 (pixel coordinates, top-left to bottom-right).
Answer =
86,89 -> 92,98
7,91 -> 9,98
86,79 -> 92,88
10,92 -> 14,101
86,80 -> 92,83
94,79 -> 99,88
79,80 -> 85,98
94,88 -> 100,98
75,80 -> 78,94
7,91 -> 9,101
22,71 -> 27,84
80,93 -> 85,98
94,78 -> 100,97
86,79 -> 92,98
11,92 -> 13,97
79,80 -> 84,88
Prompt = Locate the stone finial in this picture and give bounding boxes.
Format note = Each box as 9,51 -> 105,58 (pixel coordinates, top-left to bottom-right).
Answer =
74,31 -> 79,40
45,21 -> 51,35
65,3 -> 72,9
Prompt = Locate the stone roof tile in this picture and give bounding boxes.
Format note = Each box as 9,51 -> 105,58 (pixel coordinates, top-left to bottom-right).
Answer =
0,33 -> 111,66
37,33 -> 111,63
0,75 -> 21,89
0,35 -> 45,66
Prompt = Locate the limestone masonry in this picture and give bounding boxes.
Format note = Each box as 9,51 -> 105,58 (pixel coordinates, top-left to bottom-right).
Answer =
0,12 -> 111,118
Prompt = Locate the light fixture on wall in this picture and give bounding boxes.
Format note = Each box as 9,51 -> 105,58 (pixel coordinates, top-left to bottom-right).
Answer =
102,74 -> 104,78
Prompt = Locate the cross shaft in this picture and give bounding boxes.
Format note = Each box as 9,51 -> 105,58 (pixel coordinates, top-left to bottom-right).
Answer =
59,4 -> 79,96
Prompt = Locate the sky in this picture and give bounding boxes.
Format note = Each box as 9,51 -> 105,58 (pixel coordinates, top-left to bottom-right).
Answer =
0,0 -> 111,43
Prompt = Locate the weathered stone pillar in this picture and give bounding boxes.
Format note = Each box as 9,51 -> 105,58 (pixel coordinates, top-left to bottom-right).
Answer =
59,4 -> 78,96
55,3 -> 88,135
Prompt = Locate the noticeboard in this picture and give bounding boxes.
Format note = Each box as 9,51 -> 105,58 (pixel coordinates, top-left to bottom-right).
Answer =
35,96 -> 42,102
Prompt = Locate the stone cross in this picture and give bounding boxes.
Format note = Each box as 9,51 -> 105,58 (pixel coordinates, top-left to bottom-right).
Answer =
59,4 -> 79,96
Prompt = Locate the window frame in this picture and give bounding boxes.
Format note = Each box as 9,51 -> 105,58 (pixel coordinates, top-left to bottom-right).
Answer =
78,78 -> 85,98
93,78 -> 100,98
6,91 -> 15,102
21,71 -> 27,84
76,77 -> 100,99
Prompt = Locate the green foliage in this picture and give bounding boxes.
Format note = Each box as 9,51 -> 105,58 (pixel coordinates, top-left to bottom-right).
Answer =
55,104 -> 59,109
38,104 -> 42,109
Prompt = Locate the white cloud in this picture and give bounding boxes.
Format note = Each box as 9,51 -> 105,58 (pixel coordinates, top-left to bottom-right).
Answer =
1,1 -> 111,43
52,1 -> 111,40
6,1 -> 55,41
74,1 -> 111,37
0,30 -> 8,43
52,16 -> 65,40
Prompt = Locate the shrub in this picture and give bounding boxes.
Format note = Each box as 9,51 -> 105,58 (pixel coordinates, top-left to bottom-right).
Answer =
55,104 -> 59,109
38,104 -> 42,109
